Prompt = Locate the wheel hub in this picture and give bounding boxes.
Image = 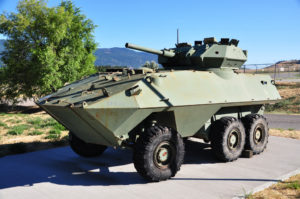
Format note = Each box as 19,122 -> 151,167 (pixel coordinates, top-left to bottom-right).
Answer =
230,134 -> 237,145
158,148 -> 169,162
227,129 -> 239,150
254,126 -> 263,144
153,141 -> 175,169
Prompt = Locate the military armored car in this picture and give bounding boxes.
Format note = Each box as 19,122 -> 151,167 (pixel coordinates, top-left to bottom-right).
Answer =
37,37 -> 281,181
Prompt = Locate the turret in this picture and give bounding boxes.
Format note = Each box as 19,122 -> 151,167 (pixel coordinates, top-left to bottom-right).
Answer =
125,37 -> 248,70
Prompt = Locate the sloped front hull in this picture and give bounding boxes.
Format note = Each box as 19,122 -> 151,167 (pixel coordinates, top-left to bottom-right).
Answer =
40,105 -> 155,146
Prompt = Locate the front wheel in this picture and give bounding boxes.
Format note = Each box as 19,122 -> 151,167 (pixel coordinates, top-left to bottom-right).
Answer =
69,132 -> 107,157
133,126 -> 185,182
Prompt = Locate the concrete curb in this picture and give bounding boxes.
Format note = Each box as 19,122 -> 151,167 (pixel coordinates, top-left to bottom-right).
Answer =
232,168 -> 300,199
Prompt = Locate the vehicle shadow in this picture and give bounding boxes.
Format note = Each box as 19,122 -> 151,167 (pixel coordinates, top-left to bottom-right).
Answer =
184,139 -> 216,164
0,147 -> 145,189
0,139 -> 275,189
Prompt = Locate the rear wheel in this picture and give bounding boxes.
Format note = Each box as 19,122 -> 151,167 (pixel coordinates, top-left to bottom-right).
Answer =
242,114 -> 268,154
210,117 -> 245,162
133,126 -> 185,182
69,132 -> 107,157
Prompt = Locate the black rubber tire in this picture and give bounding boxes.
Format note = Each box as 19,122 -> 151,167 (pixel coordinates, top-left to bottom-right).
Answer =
133,126 -> 185,182
210,117 -> 246,162
242,114 -> 269,154
69,132 -> 107,157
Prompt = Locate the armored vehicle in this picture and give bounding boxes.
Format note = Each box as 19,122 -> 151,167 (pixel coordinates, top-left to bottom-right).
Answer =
37,37 -> 281,182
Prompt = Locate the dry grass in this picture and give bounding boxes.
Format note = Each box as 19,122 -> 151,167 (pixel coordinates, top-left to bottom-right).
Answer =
0,111 -> 68,145
269,129 -> 300,140
265,82 -> 300,114
249,174 -> 300,199
279,87 -> 300,99
0,110 -> 68,157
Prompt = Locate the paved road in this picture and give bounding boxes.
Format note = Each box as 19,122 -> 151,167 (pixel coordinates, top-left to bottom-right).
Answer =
253,72 -> 300,82
265,114 -> 300,130
268,72 -> 300,80
0,136 -> 300,199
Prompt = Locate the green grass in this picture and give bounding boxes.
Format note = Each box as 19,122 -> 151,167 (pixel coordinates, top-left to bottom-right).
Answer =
41,118 -> 58,127
42,118 -> 65,130
52,122 -> 65,131
3,115 -> 66,137
275,128 -> 284,132
0,121 -> 8,128
6,119 -> 15,123
45,129 -> 61,139
45,134 -> 60,139
294,98 -> 300,105
27,117 -> 43,126
26,117 -> 65,131
7,124 -> 30,135
245,194 -> 254,199
282,181 -> 300,190
0,113 -> 26,117
49,129 -> 61,135
26,117 -> 44,129
28,130 -> 44,136
288,128 -> 295,131
265,96 -> 299,113
243,188 -> 254,199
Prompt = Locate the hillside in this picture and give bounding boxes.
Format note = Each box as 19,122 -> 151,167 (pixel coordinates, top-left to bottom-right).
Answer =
262,60 -> 300,72
94,47 -> 157,67
0,39 -> 157,68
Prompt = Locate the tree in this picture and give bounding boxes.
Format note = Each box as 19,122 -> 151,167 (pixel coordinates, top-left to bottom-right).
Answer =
141,60 -> 159,70
0,0 -> 97,100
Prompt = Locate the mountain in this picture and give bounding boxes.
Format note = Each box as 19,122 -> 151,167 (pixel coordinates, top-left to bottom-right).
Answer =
0,39 -> 157,67
94,47 -> 157,67
275,60 -> 300,65
264,60 -> 300,71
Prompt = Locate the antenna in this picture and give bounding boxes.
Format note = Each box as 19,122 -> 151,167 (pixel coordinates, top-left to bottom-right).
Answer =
177,28 -> 179,44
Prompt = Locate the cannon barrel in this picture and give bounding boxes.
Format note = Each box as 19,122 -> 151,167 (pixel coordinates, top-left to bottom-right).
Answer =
125,43 -> 175,58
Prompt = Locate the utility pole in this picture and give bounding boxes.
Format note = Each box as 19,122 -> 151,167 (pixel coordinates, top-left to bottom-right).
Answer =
274,64 -> 277,83
177,28 -> 179,44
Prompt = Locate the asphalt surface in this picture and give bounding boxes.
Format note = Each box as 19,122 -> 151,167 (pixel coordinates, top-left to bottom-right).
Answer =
265,114 -> 300,130
268,72 -> 300,81
0,136 -> 300,199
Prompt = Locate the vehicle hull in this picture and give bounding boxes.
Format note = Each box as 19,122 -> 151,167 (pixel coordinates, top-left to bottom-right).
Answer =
38,70 -> 281,147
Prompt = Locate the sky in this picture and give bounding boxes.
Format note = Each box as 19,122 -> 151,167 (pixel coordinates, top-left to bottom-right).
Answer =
0,0 -> 299,64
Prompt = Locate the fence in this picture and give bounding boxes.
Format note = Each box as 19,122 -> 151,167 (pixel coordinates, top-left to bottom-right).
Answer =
240,62 -> 300,82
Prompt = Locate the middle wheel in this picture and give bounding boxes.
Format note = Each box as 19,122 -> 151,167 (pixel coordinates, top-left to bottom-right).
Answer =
210,117 -> 246,162
133,126 -> 185,182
